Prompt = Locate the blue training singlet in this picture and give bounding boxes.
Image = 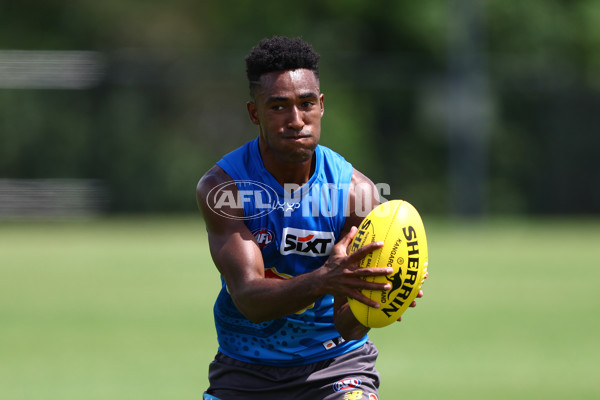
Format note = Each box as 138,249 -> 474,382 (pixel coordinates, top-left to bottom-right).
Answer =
213,137 -> 368,366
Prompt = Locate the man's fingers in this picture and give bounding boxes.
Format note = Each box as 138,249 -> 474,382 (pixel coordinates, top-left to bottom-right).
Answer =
341,275 -> 390,291
352,266 -> 393,277
338,226 -> 358,249
347,289 -> 382,309
346,240 -> 384,263
409,290 -> 423,307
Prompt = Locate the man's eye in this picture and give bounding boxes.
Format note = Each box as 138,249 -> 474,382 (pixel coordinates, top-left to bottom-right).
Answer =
271,105 -> 284,111
302,101 -> 315,109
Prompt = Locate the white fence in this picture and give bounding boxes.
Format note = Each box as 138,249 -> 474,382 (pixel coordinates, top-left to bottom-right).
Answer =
0,179 -> 108,219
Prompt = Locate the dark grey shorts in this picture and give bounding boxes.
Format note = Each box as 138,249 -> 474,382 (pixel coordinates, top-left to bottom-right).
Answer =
205,341 -> 380,400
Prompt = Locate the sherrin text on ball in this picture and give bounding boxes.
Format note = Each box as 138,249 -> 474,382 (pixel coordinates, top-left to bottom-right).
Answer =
347,200 -> 429,328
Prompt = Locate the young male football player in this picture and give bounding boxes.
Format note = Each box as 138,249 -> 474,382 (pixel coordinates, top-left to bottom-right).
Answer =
197,36 -> 422,400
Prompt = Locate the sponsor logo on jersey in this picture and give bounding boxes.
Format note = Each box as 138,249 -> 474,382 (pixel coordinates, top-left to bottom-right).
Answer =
322,339 -> 336,350
252,228 -> 273,247
280,227 -> 334,257
333,378 -> 362,392
369,394 -> 379,400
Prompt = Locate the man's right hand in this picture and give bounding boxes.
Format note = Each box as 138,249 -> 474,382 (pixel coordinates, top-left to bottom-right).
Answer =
317,226 -> 392,309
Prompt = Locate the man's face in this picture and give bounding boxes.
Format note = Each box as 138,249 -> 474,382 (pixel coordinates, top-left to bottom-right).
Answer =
247,69 -> 324,164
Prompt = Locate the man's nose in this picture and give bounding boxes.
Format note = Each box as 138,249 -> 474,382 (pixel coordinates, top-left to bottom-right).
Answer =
287,106 -> 304,131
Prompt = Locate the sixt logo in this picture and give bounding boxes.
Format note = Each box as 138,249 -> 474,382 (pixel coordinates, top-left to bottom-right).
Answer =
280,227 -> 334,257
333,378 -> 362,392
252,229 -> 273,247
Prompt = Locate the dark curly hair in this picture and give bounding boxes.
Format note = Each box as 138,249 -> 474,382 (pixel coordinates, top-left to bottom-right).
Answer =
245,36 -> 320,96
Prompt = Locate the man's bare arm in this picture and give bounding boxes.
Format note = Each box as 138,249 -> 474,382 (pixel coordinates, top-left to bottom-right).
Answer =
197,165 -> 390,324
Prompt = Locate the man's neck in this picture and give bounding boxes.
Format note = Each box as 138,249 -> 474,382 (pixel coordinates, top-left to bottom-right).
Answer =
259,148 -> 316,188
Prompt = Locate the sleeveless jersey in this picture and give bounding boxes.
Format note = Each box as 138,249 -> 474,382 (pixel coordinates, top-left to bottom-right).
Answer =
213,137 -> 368,366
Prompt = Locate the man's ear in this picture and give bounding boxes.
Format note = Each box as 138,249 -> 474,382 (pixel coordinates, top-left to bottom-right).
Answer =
319,93 -> 324,117
247,101 -> 260,125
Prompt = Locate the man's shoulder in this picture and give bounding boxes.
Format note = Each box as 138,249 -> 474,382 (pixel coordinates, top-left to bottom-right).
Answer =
196,165 -> 232,200
316,144 -> 354,185
317,143 -> 347,162
196,164 -> 247,224
219,139 -> 257,163
216,138 -> 259,181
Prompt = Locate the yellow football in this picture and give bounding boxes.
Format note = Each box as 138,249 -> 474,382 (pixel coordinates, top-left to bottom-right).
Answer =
347,200 -> 429,328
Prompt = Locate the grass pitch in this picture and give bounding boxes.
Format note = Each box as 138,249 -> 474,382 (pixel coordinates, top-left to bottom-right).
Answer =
1,216 -> 599,399
371,217 -> 600,400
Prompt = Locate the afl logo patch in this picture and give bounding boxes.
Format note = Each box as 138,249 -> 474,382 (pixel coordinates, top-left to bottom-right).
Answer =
253,229 -> 273,247
333,378 -> 362,392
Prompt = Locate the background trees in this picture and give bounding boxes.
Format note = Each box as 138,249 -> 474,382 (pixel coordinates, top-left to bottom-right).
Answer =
1,1 -> 598,215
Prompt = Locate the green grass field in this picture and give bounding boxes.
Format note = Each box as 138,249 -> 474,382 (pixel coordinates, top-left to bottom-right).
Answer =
1,216 -> 599,399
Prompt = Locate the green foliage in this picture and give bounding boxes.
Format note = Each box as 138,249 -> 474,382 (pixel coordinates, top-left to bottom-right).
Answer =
0,90 -> 94,177
1,1 -> 599,213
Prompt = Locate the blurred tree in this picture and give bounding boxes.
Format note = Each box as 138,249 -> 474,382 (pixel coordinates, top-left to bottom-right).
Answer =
0,0 -> 598,214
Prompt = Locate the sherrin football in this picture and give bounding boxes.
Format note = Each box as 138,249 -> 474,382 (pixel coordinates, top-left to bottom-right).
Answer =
348,200 -> 429,328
